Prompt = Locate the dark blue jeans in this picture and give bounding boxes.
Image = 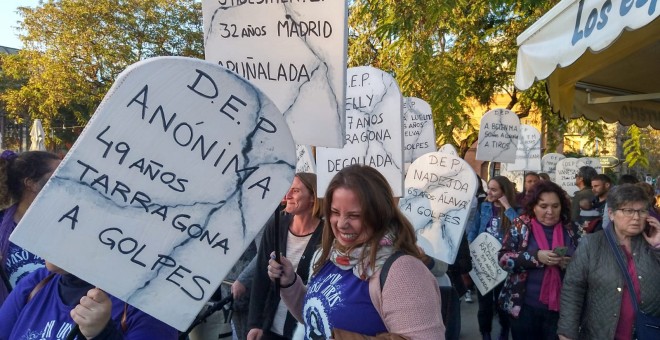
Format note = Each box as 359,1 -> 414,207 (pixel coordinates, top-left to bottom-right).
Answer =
477,283 -> 509,335
509,304 -> 559,340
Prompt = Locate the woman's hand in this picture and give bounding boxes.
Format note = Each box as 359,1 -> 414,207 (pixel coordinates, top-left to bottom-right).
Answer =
268,251 -> 296,286
498,195 -> 511,210
231,280 -> 247,299
559,256 -> 572,269
538,249 -> 562,266
70,288 -> 112,339
644,216 -> 660,248
247,328 -> 263,340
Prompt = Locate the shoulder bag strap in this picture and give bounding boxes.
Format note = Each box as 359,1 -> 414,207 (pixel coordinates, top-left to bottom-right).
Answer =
604,226 -> 640,312
379,251 -> 404,292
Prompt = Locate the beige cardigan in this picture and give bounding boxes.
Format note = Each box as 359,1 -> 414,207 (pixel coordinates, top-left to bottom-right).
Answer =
280,254 -> 445,339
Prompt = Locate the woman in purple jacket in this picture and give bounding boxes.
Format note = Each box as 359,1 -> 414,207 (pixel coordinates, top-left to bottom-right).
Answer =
0,262 -> 177,339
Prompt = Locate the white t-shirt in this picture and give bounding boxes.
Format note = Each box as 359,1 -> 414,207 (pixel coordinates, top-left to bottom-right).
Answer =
270,230 -> 313,335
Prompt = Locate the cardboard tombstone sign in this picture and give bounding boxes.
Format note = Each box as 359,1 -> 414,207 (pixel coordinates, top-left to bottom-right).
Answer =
398,152 -> 477,264
541,153 -> 566,182
499,162 -> 524,192
576,157 -> 603,174
202,0 -> 347,148
469,233 -> 508,295
316,66 -> 405,197
555,158 -> 580,196
10,57 -> 296,331
402,97 -> 436,166
296,144 -> 316,173
476,108 -> 520,163
508,125 -> 541,171
438,143 -> 459,157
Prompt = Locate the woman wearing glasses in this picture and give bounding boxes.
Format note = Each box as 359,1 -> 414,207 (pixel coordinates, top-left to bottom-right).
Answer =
558,184 -> 660,339
498,181 -> 578,339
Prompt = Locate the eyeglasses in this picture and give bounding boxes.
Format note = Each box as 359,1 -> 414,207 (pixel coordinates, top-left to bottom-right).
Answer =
616,208 -> 649,217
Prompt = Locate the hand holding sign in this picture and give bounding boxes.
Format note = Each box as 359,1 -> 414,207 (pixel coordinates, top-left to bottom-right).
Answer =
11,57 -> 296,331
469,233 -> 508,295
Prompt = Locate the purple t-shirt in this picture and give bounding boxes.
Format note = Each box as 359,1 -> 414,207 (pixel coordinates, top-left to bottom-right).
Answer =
0,268 -> 177,339
303,262 -> 387,338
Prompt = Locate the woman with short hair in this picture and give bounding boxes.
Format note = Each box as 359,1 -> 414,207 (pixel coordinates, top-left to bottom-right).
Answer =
558,184 -> 660,339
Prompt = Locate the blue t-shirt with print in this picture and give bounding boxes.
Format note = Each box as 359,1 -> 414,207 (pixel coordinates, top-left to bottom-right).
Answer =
303,261 -> 387,339
5,241 -> 44,288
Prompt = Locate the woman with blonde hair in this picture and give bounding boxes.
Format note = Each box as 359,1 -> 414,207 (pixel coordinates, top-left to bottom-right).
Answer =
247,172 -> 325,340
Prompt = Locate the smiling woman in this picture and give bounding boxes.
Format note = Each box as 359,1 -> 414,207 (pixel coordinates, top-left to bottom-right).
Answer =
270,164 -> 445,339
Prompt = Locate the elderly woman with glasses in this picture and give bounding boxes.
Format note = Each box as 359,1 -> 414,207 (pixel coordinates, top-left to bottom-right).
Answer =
558,184 -> 660,339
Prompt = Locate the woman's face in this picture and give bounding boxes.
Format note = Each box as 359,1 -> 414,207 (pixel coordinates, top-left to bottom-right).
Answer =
610,201 -> 648,238
486,180 -> 503,202
533,192 -> 561,226
284,176 -> 315,215
330,187 -> 370,247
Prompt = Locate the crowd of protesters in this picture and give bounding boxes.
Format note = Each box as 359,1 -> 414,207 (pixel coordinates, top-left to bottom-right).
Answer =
0,148 -> 659,340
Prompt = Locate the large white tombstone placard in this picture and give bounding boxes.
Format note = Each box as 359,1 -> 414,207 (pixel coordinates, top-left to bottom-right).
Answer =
10,57 -> 296,331
398,152 -> 477,264
202,0 -> 347,148
576,157 -> 603,174
476,108 -> 520,163
403,97 -> 435,165
296,144 -> 316,173
541,153 -> 566,182
555,158 -> 580,196
469,233 -> 508,295
508,125 -> 541,171
316,66 -> 404,197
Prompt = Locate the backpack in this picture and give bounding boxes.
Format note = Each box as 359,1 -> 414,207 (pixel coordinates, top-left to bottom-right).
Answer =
379,252 -> 460,340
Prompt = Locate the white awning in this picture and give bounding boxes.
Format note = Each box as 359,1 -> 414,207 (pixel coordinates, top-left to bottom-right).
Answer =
514,0 -> 660,127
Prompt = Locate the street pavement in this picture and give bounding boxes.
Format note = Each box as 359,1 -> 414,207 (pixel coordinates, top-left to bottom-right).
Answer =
458,291 -> 504,340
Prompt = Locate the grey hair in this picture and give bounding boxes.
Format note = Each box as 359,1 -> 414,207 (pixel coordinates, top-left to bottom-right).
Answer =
606,184 -> 649,211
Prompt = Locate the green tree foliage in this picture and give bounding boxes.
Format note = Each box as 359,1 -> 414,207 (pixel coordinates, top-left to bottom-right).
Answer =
623,125 -> 649,169
348,0 -> 566,156
0,0 -> 203,146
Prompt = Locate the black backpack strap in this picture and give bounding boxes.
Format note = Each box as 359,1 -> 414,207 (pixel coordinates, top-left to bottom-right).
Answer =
379,251 -> 404,292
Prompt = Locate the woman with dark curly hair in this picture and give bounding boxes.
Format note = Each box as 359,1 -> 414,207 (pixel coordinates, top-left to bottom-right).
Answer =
498,181 -> 578,339
0,150 -> 60,306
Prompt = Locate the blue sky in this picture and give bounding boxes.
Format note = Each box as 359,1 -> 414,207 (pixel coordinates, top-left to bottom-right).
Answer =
1,0 -> 39,49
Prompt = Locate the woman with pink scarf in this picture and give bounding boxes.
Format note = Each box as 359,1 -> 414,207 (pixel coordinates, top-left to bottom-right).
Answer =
498,181 -> 578,340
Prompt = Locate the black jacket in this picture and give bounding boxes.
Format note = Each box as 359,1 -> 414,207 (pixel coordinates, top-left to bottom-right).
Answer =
247,212 -> 324,337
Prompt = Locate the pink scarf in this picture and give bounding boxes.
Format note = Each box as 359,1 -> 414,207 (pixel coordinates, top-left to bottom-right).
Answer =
530,218 -> 564,311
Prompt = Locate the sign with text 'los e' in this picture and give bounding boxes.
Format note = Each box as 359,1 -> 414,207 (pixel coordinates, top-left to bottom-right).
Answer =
316,66 -> 405,197
202,0 -> 347,148
469,233 -> 507,295
398,152 -> 477,264
476,108 -> 520,163
10,57 -> 296,331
